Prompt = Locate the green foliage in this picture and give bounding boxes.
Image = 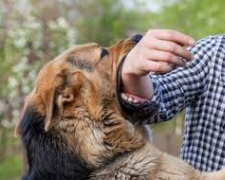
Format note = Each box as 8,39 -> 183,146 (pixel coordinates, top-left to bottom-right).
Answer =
151,0 -> 225,39
0,155 -> 22,180
75,0 -> 147,46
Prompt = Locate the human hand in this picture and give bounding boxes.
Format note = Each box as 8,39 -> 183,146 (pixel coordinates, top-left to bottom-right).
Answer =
123,29 -> 195,76
121,29 -> 195,100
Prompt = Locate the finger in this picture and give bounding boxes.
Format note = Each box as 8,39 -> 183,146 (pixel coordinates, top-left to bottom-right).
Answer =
146,29 -> 195,46
143,49 -> 186,66
147,38 -> 193,60
143,60 -> 174,74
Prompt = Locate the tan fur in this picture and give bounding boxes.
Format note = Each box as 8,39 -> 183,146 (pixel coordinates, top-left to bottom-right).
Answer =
16,38 -> 225,179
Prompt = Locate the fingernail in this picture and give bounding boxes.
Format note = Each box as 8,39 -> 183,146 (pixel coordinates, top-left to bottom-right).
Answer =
189,38 -> 195,45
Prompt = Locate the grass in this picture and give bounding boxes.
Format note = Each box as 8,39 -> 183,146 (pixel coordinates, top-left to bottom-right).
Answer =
0,155 -> 23,180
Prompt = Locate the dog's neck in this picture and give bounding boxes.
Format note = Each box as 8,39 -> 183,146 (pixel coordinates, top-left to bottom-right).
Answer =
89,143 -> 162,179
89,142 -> 203,180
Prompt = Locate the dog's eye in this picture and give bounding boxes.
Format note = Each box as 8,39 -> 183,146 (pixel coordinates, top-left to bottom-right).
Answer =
101,48 -> 109,59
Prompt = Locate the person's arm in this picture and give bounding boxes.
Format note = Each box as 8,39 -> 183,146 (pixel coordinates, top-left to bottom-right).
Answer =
122,29 -> 194,100
122,30 -> 216,122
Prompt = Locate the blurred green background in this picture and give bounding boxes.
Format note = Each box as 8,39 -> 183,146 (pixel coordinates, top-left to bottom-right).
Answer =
0,0 -> 224,179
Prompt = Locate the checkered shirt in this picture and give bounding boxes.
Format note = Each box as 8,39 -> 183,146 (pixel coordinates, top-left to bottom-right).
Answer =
151,34 -> 225,172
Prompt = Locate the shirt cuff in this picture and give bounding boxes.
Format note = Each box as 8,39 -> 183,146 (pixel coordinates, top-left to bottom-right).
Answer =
151,75 -> 168,122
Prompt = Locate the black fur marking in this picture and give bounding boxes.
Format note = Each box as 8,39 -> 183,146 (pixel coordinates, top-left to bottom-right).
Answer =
20,106 -> 92,180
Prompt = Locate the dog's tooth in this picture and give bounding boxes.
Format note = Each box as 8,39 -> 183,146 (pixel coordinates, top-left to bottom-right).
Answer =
128,96 -> 132,102
133,99 -> 138,103
121,93 -> 128,100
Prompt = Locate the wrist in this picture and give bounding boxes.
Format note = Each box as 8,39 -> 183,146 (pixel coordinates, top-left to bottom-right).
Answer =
121,73 -> 154,100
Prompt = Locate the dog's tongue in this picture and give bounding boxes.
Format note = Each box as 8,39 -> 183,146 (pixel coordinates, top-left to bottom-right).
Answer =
121,92 -> 149,104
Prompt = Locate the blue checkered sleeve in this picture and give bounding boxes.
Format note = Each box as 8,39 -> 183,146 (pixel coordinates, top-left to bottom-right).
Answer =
150,36 -> 217,122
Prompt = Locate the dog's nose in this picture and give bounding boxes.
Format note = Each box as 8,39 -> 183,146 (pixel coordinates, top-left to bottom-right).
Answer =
131,34 -> 143,43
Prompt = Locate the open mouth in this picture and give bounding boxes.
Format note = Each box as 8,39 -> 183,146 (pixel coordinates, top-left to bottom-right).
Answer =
117,34 -> 147,105
121,93 -> 149,104
115,35 -> 158,124
118,90 -> 158,124
118,89 -> 159,124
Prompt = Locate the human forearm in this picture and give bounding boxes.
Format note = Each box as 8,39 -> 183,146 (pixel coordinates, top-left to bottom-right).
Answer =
122,74 -> 154,100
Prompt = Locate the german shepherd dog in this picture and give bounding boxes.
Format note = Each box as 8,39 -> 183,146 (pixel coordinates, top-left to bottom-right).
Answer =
15,35 -> 225,180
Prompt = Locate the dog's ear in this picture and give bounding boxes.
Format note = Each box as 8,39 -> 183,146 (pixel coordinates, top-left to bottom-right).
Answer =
43,85 -> 61,132
14,71 -> 85,135
44,71 -> 84,131
14,95 -> 30,137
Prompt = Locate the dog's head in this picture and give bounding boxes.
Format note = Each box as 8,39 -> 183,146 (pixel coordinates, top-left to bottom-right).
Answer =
16,35 -> 150,175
